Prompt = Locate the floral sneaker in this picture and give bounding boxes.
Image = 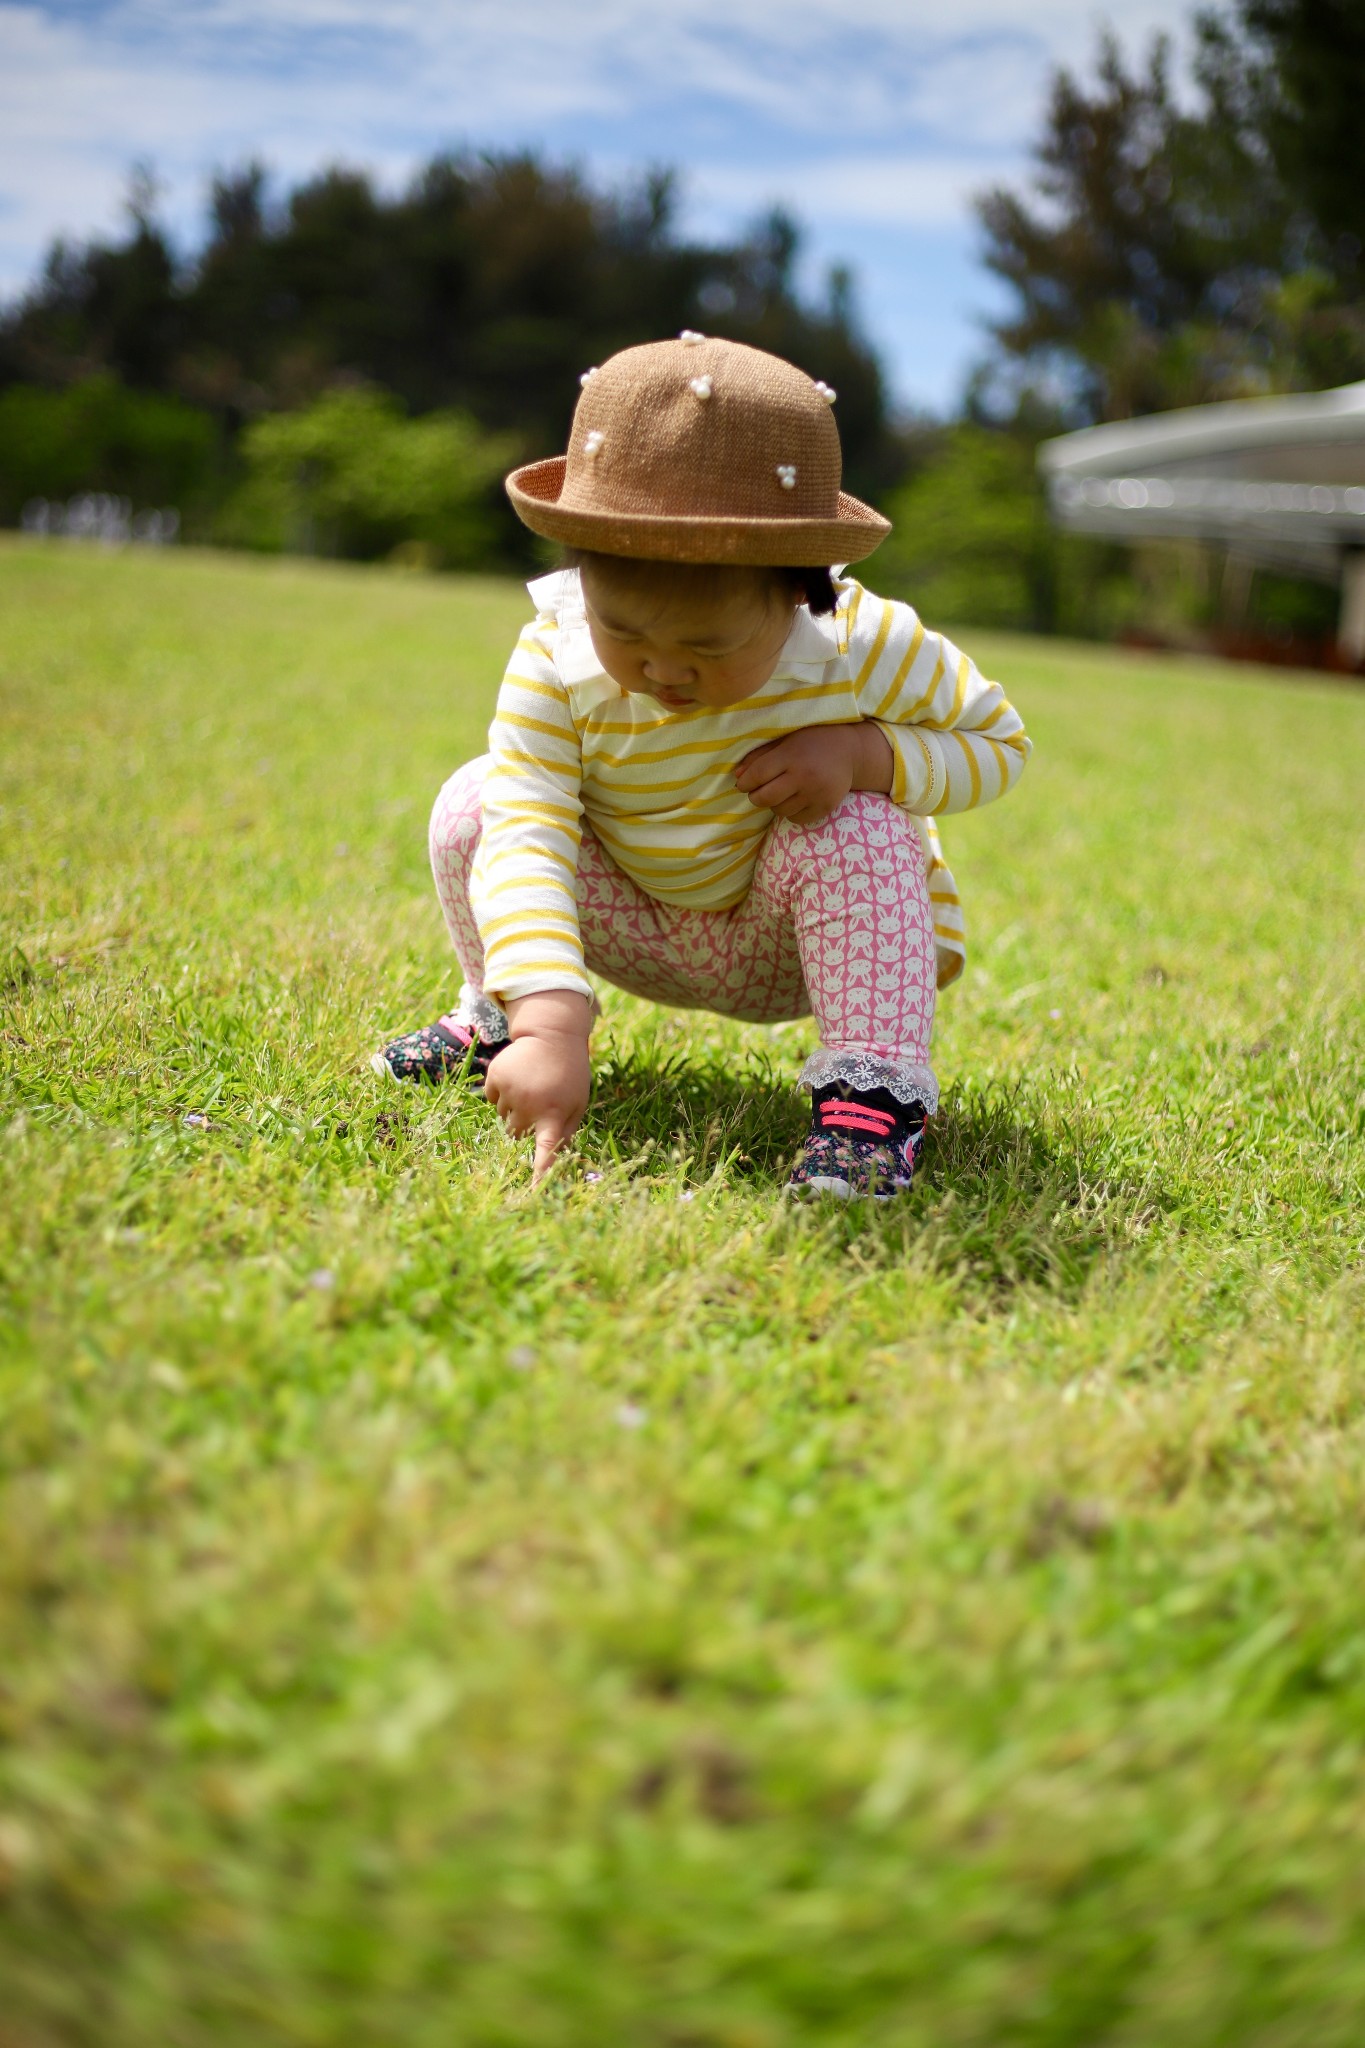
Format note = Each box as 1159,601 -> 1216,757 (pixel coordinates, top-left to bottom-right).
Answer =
787,1083 -> 928,1201
370,1017 -> 508,1090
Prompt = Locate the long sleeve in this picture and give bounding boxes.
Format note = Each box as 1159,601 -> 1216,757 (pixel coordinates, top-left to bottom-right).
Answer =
469,622 -> 591,1004
847,588 -> 1031,815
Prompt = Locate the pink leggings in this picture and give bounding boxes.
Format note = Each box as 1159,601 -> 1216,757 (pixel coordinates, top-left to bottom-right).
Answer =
429,756 -> 938,1108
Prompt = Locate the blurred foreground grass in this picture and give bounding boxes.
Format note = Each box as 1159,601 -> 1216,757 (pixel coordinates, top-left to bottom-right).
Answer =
2,540 -> 1364,2046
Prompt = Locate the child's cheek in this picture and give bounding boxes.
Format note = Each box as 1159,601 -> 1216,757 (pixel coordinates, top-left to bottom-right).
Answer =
600,650 -> 640,691
586,626 -> 636,690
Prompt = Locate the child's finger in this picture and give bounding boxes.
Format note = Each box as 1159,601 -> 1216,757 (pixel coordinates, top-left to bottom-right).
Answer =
484,1069 -> 517,1127
734,739 -> 789,787
485,1072 -> 533,1140
532,1118 -> 568,1183
742,770 -> 800,810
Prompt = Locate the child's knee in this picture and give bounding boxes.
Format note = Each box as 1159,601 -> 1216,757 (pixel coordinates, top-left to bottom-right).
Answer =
770,791 -> 930,902
828,789 -> 900,833
812,790 -> 922,862
428,756 -> 488,870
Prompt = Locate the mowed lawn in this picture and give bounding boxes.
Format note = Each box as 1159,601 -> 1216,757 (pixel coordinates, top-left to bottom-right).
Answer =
2,539 -> 1364,2048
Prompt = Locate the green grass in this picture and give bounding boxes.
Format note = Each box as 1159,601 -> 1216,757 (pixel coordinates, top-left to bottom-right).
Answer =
2,538 -> 1364,2047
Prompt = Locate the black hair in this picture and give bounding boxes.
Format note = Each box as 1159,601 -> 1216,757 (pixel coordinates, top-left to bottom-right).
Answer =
778,566 -> 838,616
561,549 -> 839,617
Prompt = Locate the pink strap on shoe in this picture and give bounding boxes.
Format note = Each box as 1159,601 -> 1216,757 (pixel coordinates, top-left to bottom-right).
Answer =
816,1101 -> 897,1137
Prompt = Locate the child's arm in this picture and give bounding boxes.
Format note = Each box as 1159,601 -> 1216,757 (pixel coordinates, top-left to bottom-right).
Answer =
735,589 -> 1028,827
470,625 -> 593,1176
849,594 -> 1031,816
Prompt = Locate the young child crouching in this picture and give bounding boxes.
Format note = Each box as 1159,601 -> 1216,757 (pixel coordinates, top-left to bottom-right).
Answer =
374,336 -> 1030,1198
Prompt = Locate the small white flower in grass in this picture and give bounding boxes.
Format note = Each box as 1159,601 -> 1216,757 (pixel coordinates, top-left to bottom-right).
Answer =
584,1169 -> 604,1183
813,380 -> 837,404
776,464 -> 797,490
678,1190 -> 695,1203
580,366 -> 600,387
584,431 -> 605,457
308,1268 -> 335,1291
616,1401 -> 646,1429
688,374 -> 713,400
508,1345 -> 535,1371
183,1111 -> 209,1129
1048,1009 -> 1062,1020
679,329 -> 705,344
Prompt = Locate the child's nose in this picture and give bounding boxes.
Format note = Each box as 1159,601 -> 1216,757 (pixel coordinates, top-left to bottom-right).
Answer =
643,656 -> 697,687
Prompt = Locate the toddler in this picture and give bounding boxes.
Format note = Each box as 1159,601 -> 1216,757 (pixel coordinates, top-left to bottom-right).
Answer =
375,336 -> 1030,1197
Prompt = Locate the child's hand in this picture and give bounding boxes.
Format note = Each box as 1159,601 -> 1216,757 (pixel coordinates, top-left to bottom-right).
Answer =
735,722 -> 892,825
485,991 -> 593,1182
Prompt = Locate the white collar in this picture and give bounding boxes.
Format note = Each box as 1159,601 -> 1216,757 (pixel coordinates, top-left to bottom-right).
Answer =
526,567 -> 844,712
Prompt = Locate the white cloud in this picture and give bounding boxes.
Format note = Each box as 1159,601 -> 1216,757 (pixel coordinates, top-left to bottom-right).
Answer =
0,0 -> 1199,394
693,153 -> 1007,232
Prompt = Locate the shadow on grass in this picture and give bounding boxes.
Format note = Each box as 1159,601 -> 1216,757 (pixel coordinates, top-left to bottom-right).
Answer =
917,1079 -> 1161,1299
584,1045 -> 1165,1302
582,1044 -> 809,1179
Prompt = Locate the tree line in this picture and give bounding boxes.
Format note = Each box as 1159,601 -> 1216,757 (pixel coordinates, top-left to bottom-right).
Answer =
0,155 -> 890,563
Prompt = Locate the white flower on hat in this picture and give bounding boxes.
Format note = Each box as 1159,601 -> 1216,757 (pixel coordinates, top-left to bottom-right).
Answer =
776,464 -> 797,489
813,381 -> 837,404
580,367 -> 600,388
679,330 -> 705,345
584,430 -> 605,456
688,374 -> 713,400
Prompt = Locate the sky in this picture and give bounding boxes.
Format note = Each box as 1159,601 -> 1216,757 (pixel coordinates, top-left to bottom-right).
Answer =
0,0 -> 1200,414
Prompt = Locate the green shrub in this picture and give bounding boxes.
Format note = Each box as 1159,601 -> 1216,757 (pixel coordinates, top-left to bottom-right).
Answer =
875,424 -> 1135,638
875,425 -> 1051,629
0,376 -> 219,526
215,386 -> 516,569
1248,566 -> 1340,641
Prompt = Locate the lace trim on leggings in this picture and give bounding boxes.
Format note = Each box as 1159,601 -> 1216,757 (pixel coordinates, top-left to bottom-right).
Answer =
799,1050 -> 939,1116
450,984 -> 511,1043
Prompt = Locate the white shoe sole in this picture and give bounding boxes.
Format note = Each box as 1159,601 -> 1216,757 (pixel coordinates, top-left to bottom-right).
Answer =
786,1174 -> 905,1202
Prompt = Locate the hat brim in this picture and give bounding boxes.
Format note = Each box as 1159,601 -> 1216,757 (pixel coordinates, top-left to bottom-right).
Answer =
505,458 -> 891,566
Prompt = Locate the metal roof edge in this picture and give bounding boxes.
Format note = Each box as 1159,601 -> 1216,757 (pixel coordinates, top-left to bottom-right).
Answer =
1038,380 -> 1365,476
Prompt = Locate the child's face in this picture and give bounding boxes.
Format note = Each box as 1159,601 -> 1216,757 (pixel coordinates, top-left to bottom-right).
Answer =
580,564 -> 797,712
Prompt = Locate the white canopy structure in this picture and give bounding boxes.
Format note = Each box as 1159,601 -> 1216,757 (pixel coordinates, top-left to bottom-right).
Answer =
1039,381 -> 1365,660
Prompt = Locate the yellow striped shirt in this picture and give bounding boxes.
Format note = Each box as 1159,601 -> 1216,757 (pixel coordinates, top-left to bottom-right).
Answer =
471,571 -> 1030,1004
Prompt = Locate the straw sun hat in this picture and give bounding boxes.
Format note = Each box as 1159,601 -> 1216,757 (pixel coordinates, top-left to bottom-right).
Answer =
505,334 -> 891,566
